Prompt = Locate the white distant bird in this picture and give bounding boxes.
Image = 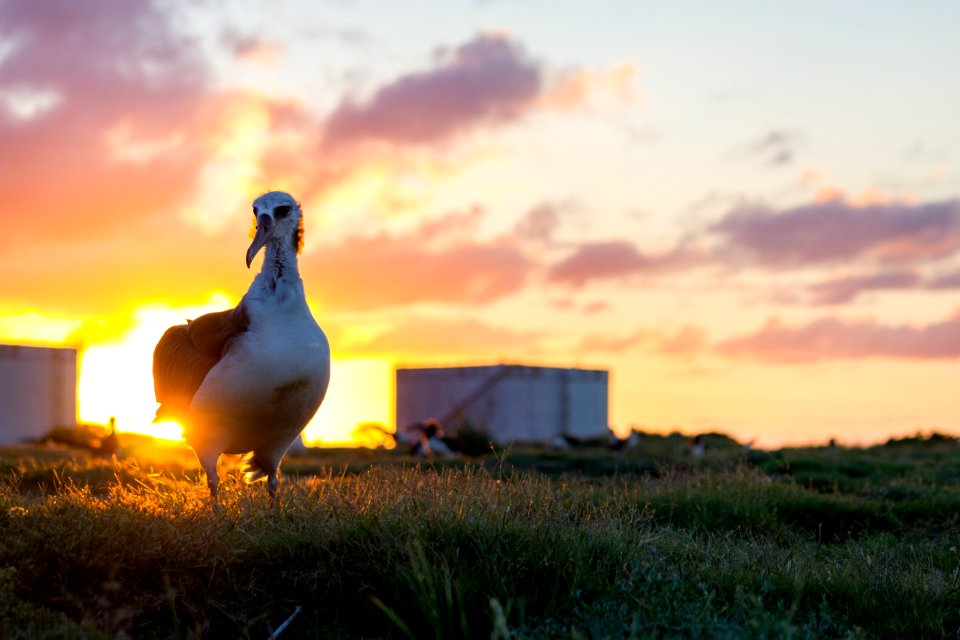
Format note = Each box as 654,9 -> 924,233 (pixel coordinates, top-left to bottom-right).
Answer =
152,191 -> 330,502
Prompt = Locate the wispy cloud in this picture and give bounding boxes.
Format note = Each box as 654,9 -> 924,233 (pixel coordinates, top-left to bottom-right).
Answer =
804,266 -> 960,304
807,270 -> 922,305
718,311 -> 960,362
743,130 -> 803,167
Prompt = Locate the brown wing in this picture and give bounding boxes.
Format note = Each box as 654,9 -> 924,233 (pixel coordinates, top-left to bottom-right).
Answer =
186,307 -> 250,357
152,304 -> 250,423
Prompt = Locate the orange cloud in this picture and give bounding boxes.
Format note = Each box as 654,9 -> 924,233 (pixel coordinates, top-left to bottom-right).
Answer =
577,325 -> 706,357
718,311 -> 960,362
547,241 -> 703,287
339,315 -> 543,357
541,60 -> 640,110
799,170 -> 916,206
302,208 -> 532,310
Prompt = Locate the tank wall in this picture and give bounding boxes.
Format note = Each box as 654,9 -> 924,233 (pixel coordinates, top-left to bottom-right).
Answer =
0,346 -> 77,444
396,366 -> 608,443
565,373 -> 609,438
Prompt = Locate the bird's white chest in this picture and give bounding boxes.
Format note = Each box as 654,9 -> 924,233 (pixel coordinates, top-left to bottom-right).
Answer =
193,295 -> 330,418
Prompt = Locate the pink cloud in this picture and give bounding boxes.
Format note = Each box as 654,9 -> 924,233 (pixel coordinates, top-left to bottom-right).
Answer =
0,0 -> 211,248
931,268 -> 960,288
718,312 -> 960,362
547,241 -> 701,287
712,199 -> 960,268
321,34 -> 639,150
513,202 -> 566,244
415,204 -> 485,241
323,33 -> 542,148
302,209 -> 532,310
807,270 -> 922,305
803,267 -> 960,304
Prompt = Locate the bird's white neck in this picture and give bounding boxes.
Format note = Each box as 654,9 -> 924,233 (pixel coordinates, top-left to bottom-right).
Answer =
259,236 -> 301,286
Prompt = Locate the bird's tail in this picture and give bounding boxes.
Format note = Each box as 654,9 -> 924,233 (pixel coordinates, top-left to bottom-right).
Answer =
243,452 -> 273,482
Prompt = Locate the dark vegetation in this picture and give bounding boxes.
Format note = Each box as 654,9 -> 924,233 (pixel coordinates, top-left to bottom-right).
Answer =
1,429 -> 959,638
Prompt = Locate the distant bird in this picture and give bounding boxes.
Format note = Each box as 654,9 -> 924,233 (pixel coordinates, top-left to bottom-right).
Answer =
420,420 -> 456,458
152,191 -> 330,502
609,429 -> 640,452
404,419 -> 458,458
92,417 -> 120,459
689,434 -> 706,459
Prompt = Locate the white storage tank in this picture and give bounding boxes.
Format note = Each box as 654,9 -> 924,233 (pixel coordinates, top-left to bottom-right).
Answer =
396,364 -> 609,443
0,344 -> 78,444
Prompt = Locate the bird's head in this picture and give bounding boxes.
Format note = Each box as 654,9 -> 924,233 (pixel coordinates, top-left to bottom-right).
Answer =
246,191 -> 304,268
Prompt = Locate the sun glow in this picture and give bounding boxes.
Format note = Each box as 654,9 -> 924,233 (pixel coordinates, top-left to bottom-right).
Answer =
301,357 -> 392,446
77,294 -> 236,439
0,309 -> 83,345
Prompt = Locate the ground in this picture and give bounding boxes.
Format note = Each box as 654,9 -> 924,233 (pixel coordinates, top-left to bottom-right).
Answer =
1,431 -> 959,638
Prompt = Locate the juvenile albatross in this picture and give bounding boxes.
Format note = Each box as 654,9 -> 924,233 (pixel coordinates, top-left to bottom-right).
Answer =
152,191 -> 330,502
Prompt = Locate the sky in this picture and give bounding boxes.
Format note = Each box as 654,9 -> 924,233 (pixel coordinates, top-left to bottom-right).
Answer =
1,0 -> 958,447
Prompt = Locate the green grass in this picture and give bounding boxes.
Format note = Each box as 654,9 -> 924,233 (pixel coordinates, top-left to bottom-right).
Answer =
1,437 -> 959,638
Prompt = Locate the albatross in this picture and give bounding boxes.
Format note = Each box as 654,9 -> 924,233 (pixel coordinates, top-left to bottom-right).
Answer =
152,191 -> 330,502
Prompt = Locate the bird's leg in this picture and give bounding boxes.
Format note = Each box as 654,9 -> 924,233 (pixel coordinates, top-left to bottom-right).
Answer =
207,475 -> 220,503
267,471 -> 279,508
198,453 -> 221,508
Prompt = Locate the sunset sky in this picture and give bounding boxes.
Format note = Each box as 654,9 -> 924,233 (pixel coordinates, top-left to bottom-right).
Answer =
1,0 -> 958,447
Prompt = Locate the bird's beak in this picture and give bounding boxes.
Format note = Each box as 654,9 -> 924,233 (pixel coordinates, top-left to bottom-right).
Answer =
246,214 -> 272,268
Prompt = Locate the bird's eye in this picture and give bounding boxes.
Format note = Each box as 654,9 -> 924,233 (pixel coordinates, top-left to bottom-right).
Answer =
275,205 -> 291,219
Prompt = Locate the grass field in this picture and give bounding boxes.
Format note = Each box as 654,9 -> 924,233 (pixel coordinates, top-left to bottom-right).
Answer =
1,432 -> 959,638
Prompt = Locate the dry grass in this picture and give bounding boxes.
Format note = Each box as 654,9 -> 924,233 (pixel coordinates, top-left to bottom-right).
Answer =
1,438 -> 959,638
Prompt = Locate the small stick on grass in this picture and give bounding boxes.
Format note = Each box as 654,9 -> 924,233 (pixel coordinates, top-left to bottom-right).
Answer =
268,605 -> 302,639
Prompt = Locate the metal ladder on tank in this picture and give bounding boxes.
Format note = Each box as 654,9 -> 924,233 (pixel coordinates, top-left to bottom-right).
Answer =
440,365 -> 517,426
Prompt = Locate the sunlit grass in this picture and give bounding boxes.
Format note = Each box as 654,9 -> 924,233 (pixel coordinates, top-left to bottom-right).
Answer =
1,440 -> 959,638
